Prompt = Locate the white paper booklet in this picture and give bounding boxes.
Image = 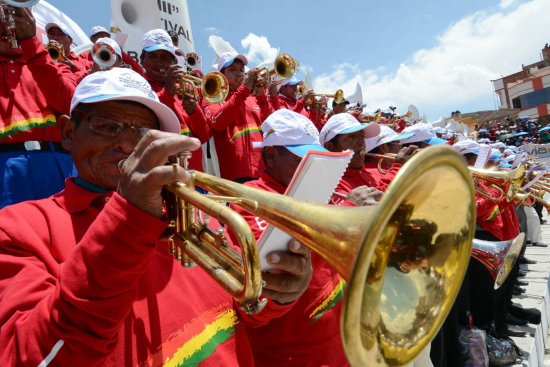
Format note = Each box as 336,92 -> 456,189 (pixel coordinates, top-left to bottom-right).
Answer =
258,150 -> 353,270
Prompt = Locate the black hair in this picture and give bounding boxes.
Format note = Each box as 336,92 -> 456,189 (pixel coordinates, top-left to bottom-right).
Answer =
261,146 -> 289,165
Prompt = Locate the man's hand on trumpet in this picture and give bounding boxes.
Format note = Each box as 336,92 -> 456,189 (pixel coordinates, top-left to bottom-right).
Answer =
181,95 -> 197,115
242,66 -> 258,93
395,145 -> 420,165
117,130 -> 200,219
346,186 -> 384,206
300,89 -> 315,104
164,64 -> 186,96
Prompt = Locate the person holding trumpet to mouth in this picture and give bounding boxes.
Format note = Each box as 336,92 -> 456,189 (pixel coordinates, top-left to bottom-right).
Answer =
139,29 -> 210,172
202,52 -> 275,183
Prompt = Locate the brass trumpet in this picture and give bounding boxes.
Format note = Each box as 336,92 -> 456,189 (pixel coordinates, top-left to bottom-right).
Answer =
91,41 -> 116,70
357,111 -> 382,123
362,152 -> 397,175
175,71 -> 229,104
161,145 -> 475,366
255,53 -> 296,87
0,0 -> 40,58
469,163 -> 526,202
185,52 -> 199,67
45,41 -> 64,62
305,88 -> 344,105
471,233 -> 524,289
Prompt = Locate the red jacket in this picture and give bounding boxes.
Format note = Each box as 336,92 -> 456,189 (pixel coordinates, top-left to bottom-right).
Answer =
330,163 -> 402,204
230,172 -> 349,367
0,37 -> 77,143
475,183 -> 520,241
144,73 -> 210,171
65,51 -> 91,73
0,178 -> 292,366
202,86 -> 273,180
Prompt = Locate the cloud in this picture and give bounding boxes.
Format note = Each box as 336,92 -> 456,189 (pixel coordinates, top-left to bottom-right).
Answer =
310,0 -> 549,118
240,33 -> 278,66
204,27 -> 220,34
499,0 -> 516,8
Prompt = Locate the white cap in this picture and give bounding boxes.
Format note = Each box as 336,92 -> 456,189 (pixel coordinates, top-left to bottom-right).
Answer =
95,37 -> 122,58
505,154 -> 516,162
319,113 -> 381,146
452,140 -> 480,155
45,22 -> 71,38
70,68 -> 180,133
492,142 -> 506,149
503,148 -> 514,155
252,109 -> 327,157
433,126 -> 446,134
90,25 -> 109,37
217,52 -> 248,72
141,29 -> 177,60
400,123 -> 437,144
279,76 -> 301,88
364,125 -> 414,153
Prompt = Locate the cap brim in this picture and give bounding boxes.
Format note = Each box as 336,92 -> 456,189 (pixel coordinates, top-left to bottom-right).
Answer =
223,54 -> 248,69
80,94 -> 180,133
286,144 -> 328,158
422,137 -> 447,145
144,45 -> 177,60
394,131 -> 414,141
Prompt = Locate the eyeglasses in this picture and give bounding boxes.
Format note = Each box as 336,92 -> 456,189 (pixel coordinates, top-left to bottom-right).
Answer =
73,109 -> 150,140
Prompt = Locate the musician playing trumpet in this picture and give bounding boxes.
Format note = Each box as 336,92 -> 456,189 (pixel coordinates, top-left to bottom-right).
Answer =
0,68 -> 314,366
45,21 -> 89,74
202,52 -> 274,182
139,29 -> 209,172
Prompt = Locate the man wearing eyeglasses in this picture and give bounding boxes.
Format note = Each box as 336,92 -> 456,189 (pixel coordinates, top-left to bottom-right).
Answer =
0,68 -> 313,366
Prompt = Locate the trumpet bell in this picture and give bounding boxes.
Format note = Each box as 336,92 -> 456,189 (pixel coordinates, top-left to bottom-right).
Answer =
201,71 -> 229,104
45,42 -> 64,62
194,145 -> 475,366
471,233 -> 524,289
91,42 -> 116,69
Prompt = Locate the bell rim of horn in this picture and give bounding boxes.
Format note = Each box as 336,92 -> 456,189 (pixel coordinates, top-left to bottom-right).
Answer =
341,145 -> 475,366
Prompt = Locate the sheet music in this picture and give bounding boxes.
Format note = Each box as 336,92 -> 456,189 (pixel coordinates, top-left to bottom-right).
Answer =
474,144 -> 491,169
257,150 -> 353,270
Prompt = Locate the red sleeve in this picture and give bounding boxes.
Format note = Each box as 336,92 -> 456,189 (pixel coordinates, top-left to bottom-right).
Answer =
475,193 -> 499,222
203,85 -> 251,132
122,52 -> 144,76
0,194 -> 167,366
376,163 -> 402,191
256,92 -> 274,121
21,37 -> 77,115
290,98 -> 306,114
185,103 -> 211,143
269,95 -> 281,111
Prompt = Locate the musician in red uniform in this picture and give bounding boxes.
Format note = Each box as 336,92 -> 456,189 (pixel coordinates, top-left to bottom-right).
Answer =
140,29 -> 209,171
0,68 -> 313,366
45,22 -> 89,73
81,25 -> 143,75
202,52 -> 274,182
0,7 -> 77,208
231,109 -> 380,366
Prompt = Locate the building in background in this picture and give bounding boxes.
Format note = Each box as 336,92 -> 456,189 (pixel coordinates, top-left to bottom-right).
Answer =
492,44 -> 550,122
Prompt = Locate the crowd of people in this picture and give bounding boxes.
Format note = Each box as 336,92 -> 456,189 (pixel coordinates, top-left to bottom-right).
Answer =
475,115 -> 550,147
0,5 -> 548,367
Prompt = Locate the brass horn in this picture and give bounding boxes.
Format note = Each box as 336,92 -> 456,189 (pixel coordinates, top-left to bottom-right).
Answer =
362,152 -> 397,175
0,0 -> 40,58
256,53 -> 296,87
471,233 -> 525,289
45,41 -> 64,62
185,52 -> 199,67
91,41 -> 116,70
175,71 -> 229,104
161,145 -> 475,366
468,163 -> 526,202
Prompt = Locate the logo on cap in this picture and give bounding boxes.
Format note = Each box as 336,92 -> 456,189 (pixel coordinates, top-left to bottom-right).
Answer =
119,73 -> 156,99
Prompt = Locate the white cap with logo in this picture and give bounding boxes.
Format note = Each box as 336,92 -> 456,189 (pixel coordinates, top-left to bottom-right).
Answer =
452,140 -> 481,155
252,109 -> 327,157
319,113 -> 381,146
141,29 -> 177,60
364,125 -> 414,153
95,37 -> 122,58
70,68 -> 180,133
